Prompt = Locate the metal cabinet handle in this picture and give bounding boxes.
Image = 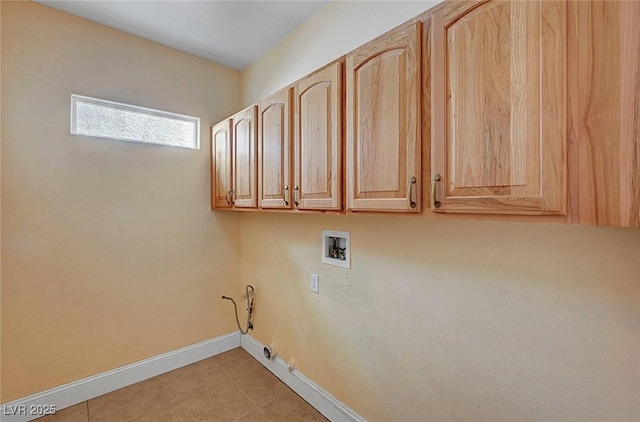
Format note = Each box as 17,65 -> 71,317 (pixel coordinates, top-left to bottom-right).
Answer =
294,185 -> 300,207
230,190 -> 236,205
408,177 -> 417,209
283,185 -> 289,206
432,174 -> 441,209
226,190 -> 231,205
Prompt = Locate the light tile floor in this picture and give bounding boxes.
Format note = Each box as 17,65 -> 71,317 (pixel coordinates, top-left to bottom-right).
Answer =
37,348 -> 328,422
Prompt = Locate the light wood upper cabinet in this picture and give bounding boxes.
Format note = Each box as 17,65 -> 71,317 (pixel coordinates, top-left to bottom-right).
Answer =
567,0 -> 640,227
346,21 -> 422,212
258,87 -> 292,209
209,0 -> 638,227
210,105 -> 258,210
431,0 -> 567,215
231,105 -> 258,208
211,119 -> 232,209
294,61 -> 343,210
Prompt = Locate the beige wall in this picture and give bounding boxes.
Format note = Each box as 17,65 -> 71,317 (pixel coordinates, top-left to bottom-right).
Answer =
239,1 -> 640,421
241,214 -> 640,421
1,2 -> 242,402
241,216 -> 640,421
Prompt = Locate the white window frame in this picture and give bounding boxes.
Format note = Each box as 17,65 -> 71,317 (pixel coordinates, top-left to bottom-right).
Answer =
70,94 -> 200,149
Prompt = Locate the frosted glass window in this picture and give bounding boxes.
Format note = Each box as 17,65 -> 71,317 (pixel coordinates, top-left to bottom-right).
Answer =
71,94 -> 200,149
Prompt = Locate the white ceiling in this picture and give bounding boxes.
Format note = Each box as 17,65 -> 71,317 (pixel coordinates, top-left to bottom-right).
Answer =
36,0 -> 329,70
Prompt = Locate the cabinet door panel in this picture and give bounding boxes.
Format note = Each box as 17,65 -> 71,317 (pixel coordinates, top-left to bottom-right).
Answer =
294,61 -> 342,210
346,22 -> 422,212
567,0 -> 640,227
259,88 -> 292,209
232,106 -> 257,208
211,120 -> 232,209
432,0 -> 566,214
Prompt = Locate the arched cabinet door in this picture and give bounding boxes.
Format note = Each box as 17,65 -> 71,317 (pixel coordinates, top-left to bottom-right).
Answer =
258,87 -> 292,209
431,0 -> 567,215
211,119 -> 232,209
231,105 -> 258,208
346,21 -> 422,212
294,60 -> 343,211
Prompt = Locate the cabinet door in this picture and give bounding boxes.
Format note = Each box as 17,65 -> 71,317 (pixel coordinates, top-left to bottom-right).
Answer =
211,119 -> 232,209
258,87 -> 292,209
294,61 -> 342,210
431,0 -> 567,214
231,105 -> 258,208
567,0 -> 640,227
346,22 -> 422,212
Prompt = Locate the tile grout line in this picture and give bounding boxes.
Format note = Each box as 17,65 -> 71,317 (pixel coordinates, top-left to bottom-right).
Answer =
88,377 -> 168,422
225,354 -> 284,410
223,351 -> 299,421
219,358 -> 261,420
151,376 -> 171,422
218,351 -> 287,421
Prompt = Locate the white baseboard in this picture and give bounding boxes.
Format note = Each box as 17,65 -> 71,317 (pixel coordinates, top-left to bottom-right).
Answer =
0,332 -> 241,422
240,335 -> 366,422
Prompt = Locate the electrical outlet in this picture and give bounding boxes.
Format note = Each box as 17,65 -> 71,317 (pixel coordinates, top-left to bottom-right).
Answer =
310,273 -> 319,294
